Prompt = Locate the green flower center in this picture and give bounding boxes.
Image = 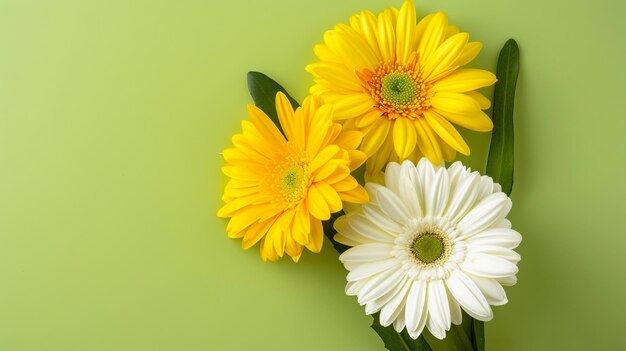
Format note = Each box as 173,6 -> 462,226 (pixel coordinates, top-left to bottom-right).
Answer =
411,233 -> 445,264
280,164 -> 305,196
380,73 -> 418,106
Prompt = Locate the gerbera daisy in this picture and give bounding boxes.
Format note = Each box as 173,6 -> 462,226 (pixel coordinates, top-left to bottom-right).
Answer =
334,159 -> 521,339
306,0 -> 496,174
218,92 -> 369,262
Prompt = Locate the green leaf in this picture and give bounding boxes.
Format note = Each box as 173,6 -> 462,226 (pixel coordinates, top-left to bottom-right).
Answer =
246,71 -> 300,137
486,39 -> 519,196
371,314 -> 432,351
471,319 -> 485,351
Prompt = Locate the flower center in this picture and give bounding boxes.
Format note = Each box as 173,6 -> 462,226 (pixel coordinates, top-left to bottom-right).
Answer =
280,164 -> 305,196
380,73 -> 418,105
409,226 -> 452,267
411,233 -> 444,263
358,53 -> 433,120
263,142 -> 311,209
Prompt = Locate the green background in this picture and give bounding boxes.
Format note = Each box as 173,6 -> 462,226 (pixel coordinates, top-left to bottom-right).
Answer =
1,0 -> 624,350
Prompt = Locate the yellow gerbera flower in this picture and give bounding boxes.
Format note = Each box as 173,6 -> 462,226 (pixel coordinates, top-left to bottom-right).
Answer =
306,0 -> 496,174
217,92 -> 369,262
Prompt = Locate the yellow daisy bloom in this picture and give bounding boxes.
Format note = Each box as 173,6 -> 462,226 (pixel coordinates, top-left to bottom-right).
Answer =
306,0 -> 496,174
217,92 -> 369,262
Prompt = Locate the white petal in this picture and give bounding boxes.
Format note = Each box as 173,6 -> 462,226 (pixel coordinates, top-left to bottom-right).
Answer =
446,285 -> 463,325
339,243 -> 394,263
415,158 -> 435,202
444,172 -> 481,224
366,274 -> 410,315
334,233 -> 363,247
345,279 -> 367,296
476,175 -> 496,202
406,304 -> 428,339
401,159 -> 421,189
347,258 -> 398,281
380,278 -> 413,327
445,270 -> 493,321
497,275 -> 518,286
405,280 -> 428,332
362,204 -> 405,234
349,213 -> 397,242
359,266 -> 404,305
393,310 -> 406,332
468,245 -> 521,263
466,228 -> 522,249
425,167 -> 450,217
425,280 -> 451,339
461,253 -> 519,278
384,162 -> 402,195
469,274 -> 508,306
398,175 -> 423,218
334,215 -> 378,244
457,193 -> 511,237
446,161 -> 466,192
375,184 -> 412,224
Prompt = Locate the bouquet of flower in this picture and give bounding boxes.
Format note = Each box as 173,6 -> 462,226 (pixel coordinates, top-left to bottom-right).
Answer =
218,1 -> 520,350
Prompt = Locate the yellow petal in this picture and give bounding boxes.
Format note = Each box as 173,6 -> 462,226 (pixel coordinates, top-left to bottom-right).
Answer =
313,43 -> 341,63
347,149 -> 367,171
438,134 -> 457,162
313,161 -> 339,182
310,144 -> 340,173
306,104 -> 334,156
433,69 -> 497,93
423,110 -> 470,155
361,118 -> 391,156
221,165 -> 261,182
284,233 -> 304,262
431,92 -> 481,114
395,0 -> 417,64
356,109 -> 383,128
307,62 -> 362,92
422,32 -> 469,79
466,91 -> 492,109
330,175 -> 359,192
417,12 -> 448,63
413,13 -> 435,50
305,219 -> 324,253
315,181 -> 343,213
247,104 -> 285,146
328,94 -> 374,120
433,107 -> 493,132
242,216 -> 277,249
275,92 -> 297,141
445,25 -> 460,39
226,204 -> 269,235
292,204 -> 311,246
413,118 -> 443,164
338,185 -> 369,204
376,8 -> 396,62
392,118 -> 417,159
334,130 -> 363,150
351,11 -> 382,60
307,185 -> 331,220
332,25 -> 379,70
365,131 -> 394,175
454,41 -> 482,67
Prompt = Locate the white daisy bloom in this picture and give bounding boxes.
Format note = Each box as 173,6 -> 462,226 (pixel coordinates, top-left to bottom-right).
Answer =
334,158 -> 521,340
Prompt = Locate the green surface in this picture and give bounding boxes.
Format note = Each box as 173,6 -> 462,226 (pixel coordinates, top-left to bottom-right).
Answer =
1,0 -> 625,350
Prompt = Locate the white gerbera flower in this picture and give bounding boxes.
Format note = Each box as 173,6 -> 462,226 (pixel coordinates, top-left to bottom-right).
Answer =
334,158 -> 521,340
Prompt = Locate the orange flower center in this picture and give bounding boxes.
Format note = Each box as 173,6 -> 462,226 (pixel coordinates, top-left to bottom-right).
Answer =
359,53 -> 433,120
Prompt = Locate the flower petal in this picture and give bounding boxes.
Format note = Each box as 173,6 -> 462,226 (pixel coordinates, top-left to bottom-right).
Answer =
445,270 -> 493,321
